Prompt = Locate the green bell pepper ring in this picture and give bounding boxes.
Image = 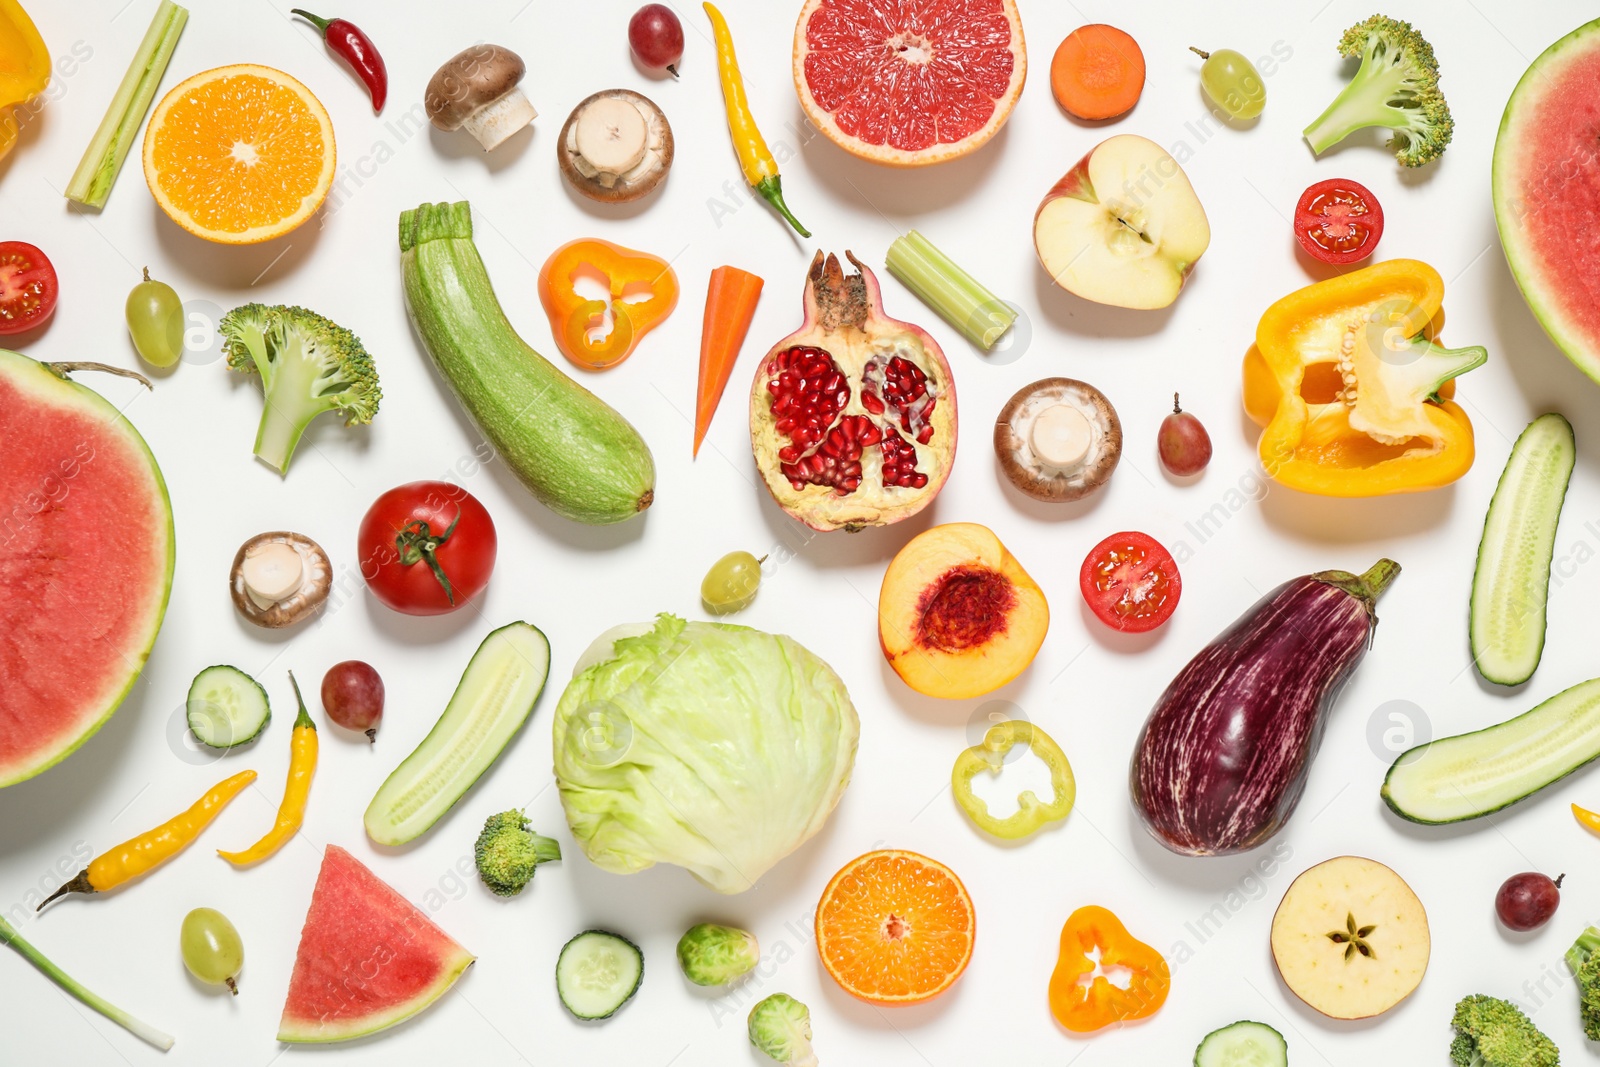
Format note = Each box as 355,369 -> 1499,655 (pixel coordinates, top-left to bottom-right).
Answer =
951,721 -> 1076,840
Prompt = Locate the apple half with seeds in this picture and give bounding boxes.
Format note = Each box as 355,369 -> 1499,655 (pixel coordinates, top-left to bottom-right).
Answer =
1270,855 -> 1430,1020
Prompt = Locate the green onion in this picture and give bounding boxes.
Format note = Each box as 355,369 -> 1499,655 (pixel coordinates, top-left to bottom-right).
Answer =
885,230 -> 1017,350
64,0 -> 188,209
0,913 -> 174,1049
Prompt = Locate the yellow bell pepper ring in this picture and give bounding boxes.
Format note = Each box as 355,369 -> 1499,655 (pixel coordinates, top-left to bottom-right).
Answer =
0,0 -> 49,163
537,237 -> 679,371
951,720 -> 1075,840
1245,258 -> 1487,497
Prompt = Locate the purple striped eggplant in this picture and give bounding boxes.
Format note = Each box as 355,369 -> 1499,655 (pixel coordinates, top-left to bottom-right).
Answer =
1130,559 -> 1400,856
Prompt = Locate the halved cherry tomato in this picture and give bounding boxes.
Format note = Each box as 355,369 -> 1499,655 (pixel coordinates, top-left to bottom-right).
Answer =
1079,531 -> 1181,633
358,481 -> 497,616
1293,179 -> 1383,265
0,241 -> 58,335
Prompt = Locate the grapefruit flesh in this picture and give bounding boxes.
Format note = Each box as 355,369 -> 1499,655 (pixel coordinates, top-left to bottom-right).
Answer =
279,846 -> 474,1042
1493,17 -> 1600,383
0,351 -> 174,788
795,0 -> 1026,166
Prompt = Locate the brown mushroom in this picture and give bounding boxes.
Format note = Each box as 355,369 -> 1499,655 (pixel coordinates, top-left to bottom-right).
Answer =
230,532 -> 332,628
425,44 -> 536,151
557,89 -> 674,203
994,378 -> 1122,502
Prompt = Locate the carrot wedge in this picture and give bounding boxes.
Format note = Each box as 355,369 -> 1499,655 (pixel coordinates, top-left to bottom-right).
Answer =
695,265 -> 764,456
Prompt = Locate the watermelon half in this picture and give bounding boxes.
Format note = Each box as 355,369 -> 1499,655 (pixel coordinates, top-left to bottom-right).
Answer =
0,350 -> 175,788
1492,17 -> 1600,384
279,846 -> 475,1043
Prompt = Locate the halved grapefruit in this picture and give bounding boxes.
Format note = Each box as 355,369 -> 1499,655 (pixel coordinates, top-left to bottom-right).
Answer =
0,351 -> 174,788
794,0 -> 1026,167
1493,17 -> 1600,384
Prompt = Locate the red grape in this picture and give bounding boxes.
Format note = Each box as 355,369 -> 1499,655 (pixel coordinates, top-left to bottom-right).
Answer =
1495,871 -> 1563,931
1158,393 -> 1212,476
321,661 -> 385,742
629,4 -> 684,76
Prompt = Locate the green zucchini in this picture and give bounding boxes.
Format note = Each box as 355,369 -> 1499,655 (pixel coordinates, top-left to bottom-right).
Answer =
1470,413 -> 1576,686
1194,1020 -> 1287,1067
364,622 -> 550,845
399,201 -> 655,525
1382,677 -> 1600,824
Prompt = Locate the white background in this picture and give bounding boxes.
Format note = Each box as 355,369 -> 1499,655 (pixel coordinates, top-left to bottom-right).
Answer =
3,1 -> 1599,1064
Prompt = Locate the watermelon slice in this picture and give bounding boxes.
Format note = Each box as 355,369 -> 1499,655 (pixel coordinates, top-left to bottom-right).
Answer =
1492,16 -> 1600,384
0,350 -> 174,788
279,846 -> 474,1043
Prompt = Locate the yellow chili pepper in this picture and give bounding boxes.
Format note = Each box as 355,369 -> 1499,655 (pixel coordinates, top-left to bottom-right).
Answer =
703,2 -> 809,237
38,769 -> 257,909
0,0 -> 50,163
219,673 -> 318,866
1573,803 -> 1600,836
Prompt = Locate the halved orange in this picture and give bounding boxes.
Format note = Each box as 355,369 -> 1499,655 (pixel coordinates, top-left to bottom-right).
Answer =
815,849 -> 975,1004
143,65 -> 335,245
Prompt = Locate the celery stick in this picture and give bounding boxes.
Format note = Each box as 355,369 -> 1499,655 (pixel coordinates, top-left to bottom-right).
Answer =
885,230 -> 1017,350
64,0 -> 188,209
0,914 -> 174,1050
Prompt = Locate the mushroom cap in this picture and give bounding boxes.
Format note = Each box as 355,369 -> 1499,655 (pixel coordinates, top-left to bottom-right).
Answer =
993,378 -> 1122,502
556,89 -> 674,204
230,531 -> 332,629
426,44 -> 527,131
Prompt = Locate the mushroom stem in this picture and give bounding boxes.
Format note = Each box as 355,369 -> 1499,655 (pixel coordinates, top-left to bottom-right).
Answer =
463,88 -> 536,151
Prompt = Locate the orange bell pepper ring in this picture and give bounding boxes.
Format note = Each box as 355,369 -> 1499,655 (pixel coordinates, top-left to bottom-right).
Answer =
1048,905 -> 1170,1033
537,238 -> 678,371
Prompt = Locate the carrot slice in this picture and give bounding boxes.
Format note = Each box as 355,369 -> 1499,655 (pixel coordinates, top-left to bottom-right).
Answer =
695,265 -> 764,456
1050,24 -> 1145,121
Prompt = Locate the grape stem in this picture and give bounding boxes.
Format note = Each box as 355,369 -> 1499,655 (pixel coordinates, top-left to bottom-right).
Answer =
1189,47 -> 1211,59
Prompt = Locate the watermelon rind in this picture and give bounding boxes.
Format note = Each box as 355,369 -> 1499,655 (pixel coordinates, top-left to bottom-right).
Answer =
1491,16 -> 1600,386
0,350 -> 175,788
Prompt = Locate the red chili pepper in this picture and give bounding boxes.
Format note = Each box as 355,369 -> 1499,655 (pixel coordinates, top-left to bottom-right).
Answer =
291,9 -> 387,112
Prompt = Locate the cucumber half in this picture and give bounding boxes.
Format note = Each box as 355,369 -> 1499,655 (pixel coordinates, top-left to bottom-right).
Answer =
556,930 -> 642,1020
1470,413 -> 1576,686
364,622 -> 550,846
1382,677 -> 1600,824
186,665 -> 270,748
1194,1020 -> 1287,1067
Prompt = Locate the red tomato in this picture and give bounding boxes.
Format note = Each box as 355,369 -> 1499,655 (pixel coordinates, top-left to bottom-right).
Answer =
0,241 -> 59,335
358,481 -> 497,616
1079,531 -> 1181,633
1293,179 -> 1383,265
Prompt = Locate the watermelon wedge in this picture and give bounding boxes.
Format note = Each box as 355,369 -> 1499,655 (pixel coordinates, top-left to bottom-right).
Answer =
0,351 -> 174,788
279,846 -> 474,1043
1492,16 -> 1600,384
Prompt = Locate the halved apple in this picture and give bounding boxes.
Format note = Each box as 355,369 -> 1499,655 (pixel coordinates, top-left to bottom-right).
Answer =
878,523 -> 1048,699
1270,856 -> 1430,1020
1034,134 -> 1210,310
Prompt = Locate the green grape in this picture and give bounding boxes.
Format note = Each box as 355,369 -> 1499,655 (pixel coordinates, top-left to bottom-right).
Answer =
125,267 -> 184,369
1192,47 -> 1266,120
181,907 -> 243,994
701,551 -> 764,614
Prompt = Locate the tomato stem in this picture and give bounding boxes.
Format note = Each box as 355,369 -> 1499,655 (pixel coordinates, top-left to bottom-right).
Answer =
394,508 -> 461,604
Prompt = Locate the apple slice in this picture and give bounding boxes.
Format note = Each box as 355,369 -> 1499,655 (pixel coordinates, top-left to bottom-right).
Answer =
1034,134 -> 1210,310
1270,856 -> 1430,1020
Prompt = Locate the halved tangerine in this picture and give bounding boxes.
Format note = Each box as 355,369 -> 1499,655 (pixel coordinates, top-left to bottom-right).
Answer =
793,0 -> 1027,167
815,849 -> 975,1004
142,64 -> 336,245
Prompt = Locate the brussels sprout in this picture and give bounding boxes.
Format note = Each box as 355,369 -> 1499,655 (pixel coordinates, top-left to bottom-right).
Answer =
748,993 -> 818,1066
676,923 -> 759,986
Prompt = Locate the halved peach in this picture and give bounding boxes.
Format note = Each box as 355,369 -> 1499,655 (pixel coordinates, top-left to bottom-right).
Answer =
878,523 -> 1049,699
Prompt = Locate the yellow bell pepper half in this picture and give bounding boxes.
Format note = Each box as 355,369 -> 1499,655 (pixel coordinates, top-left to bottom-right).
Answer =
0,0 -> 48,163
1243,259 -> 1486,497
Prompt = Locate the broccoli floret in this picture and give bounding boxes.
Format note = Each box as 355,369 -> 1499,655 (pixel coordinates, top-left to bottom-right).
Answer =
473,810 -> 560,897
1303,14 -> 1453,167
219,303 -> 380,474
748,993 -> 818,1067
1450,994 -> 1560,1067
1567,926 -> 1600,1040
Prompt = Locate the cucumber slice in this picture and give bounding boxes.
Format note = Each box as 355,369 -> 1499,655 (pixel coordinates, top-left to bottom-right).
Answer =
1194,1020 -> 1287,1067
186,665 -> 270,748
364,622 -> 550,845
556,930 -> 642,1020
1382,677 -> 1600,823
1470,413 -> 1576,686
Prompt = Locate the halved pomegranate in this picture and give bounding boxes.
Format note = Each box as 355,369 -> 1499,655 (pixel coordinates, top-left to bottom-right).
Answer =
751,251 -> 958,532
